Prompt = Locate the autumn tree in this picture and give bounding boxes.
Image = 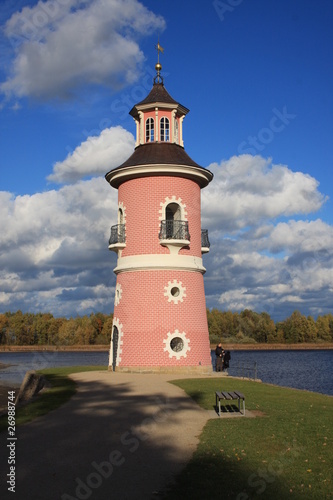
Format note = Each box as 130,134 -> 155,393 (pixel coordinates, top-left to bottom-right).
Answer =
101,315 -> 114,344
90,312 -> 112,344
305,315 -> 318,342
257,312 -> 277,343
239,309 -> 256,338
57,319 -> 77,345
33,313 -> 55,345
278,310 -> 318,343
316,315 -> 331,342
47,317 -> 64,345
207,309 -> 223,342
6,311 -> 36,345
326,314 -> 333,340
0,314 -> 8,344
74,316 -> 96,345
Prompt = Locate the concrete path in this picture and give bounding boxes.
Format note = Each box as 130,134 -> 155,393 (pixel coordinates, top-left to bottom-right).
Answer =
0,371 -> 221,500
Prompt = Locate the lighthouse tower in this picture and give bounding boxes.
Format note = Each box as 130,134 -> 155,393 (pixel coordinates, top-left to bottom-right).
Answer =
105,51 -> 213,373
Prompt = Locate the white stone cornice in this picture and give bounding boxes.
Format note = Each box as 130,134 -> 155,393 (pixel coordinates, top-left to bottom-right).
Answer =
135,102 -> 189,115
114,254 -> 206,274
107,163 -> 213,189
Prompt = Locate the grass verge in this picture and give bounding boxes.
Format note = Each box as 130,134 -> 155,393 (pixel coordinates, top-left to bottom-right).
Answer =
164,378 -> 332,500
0,365 -> 107,432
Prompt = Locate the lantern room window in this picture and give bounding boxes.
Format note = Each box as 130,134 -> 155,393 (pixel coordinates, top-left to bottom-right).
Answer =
160,117 -> 169,142
174,119 -> 179,144
146,118 -> 154,142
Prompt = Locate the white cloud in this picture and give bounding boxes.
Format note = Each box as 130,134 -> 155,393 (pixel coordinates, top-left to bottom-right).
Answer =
1,177 -> 117,251
202,155 -> 327,231
268,219 -> 333,254
205,216 -> 333,319
48,126 -> 135,183
0,177 -> 118,316
218,288 -> 259,312
0,152 -> 332,320
1,0 -> 165,100
201,155 -> 332,318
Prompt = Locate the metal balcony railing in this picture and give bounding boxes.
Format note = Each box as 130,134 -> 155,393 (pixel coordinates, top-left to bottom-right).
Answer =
159,220 -> 190,241
109,224 -> 126,245
201,229 -> 210,248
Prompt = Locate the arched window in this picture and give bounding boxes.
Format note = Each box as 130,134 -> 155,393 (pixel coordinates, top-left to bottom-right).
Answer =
146,118 -> 154,142
116,207 -> 125,243
160,117 -> 170,142
166,203 -> 181,222
118,208 -> 123,225
159,197 -> 190,243
165,202 -> 181,238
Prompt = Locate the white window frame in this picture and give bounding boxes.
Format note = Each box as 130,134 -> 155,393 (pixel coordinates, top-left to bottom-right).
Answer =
146,117 -> 154,142
160,117 -> 170,142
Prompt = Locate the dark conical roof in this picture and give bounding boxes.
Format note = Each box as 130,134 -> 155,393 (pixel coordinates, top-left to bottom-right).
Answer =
134,83 -> 179,106
105,142 -> 213,189
115,142 -> 201,169
129,83 -> 189,117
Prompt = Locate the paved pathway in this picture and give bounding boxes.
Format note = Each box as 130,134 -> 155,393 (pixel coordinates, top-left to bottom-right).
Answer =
0,371 -> 221,500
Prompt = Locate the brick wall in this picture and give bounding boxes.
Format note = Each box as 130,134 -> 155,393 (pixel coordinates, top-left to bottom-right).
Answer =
113,270 -> 211,368
119,176 -> 202,257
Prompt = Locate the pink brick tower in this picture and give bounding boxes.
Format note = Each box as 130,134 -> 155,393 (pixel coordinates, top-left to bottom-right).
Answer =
105,50 -> 213,373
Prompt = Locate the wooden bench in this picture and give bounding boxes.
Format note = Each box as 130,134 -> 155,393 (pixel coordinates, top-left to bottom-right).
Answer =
215,391 -> 245,416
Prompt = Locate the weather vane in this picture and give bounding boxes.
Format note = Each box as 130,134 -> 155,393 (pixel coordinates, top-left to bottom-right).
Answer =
154,39 -> 164,84
155,40 -> 164,63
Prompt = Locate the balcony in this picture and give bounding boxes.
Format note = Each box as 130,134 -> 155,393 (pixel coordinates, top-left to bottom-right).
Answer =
108,224 -> 126,252
159,220 -> 190,241
159,220 -> 190,254
201,229 -> 210,254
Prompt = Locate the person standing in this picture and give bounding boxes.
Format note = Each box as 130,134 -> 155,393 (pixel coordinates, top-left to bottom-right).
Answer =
223,350 -> 231,371
215,342 -> 224,372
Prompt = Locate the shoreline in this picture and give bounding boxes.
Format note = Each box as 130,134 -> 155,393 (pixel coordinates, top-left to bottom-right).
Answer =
212,342 -> 333,350
0,343 -> 332,352
0,345 -> 109,352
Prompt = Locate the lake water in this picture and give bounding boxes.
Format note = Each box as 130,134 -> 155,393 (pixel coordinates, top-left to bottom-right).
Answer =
0,349 -> 332,396
220,349 -> 333,396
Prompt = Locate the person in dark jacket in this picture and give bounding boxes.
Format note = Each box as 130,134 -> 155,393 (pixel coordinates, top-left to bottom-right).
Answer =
223,350 -> 231,371
215,342 -> 224,372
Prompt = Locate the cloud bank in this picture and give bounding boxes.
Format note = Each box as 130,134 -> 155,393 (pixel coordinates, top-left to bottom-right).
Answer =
0,139 -> 331,319
203,155 -> 326,231
0,177 -> 117,317
1,0 -> 165,100
202,157 -> 332,319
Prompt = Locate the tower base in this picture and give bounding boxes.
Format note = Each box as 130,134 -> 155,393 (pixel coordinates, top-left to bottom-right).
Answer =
108,365 -> 213,374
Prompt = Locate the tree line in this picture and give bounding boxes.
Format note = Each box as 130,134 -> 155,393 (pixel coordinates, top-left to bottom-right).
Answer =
207,309 -> 333,344
0,309 -> 332,346
0,311 -> 113,346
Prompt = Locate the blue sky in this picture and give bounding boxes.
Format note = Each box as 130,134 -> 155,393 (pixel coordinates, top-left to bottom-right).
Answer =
0,0 -> 332,320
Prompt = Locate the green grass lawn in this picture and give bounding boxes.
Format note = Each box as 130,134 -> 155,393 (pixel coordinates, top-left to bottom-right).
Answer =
164,378 -> 332,500
0,365 -> 107,432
